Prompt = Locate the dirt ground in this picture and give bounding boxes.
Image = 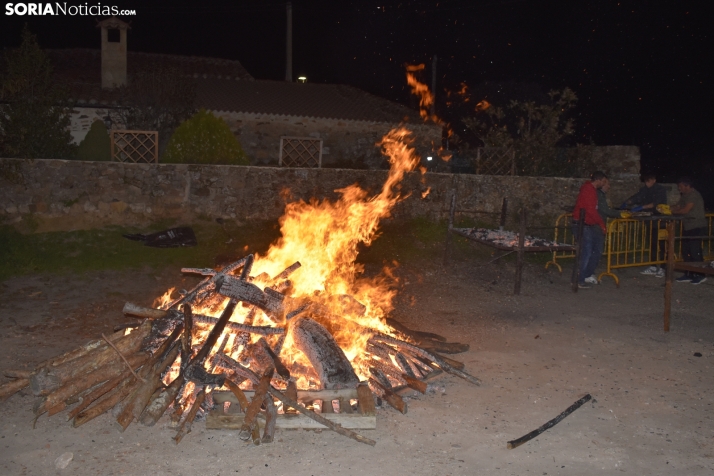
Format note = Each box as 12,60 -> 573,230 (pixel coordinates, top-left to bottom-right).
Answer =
1,256 -> 713,475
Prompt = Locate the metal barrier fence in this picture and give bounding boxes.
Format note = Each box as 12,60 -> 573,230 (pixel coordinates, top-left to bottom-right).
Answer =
545,213 -> 714,283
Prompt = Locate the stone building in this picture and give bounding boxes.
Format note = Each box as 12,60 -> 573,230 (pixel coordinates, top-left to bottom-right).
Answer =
51,17 -> 441,169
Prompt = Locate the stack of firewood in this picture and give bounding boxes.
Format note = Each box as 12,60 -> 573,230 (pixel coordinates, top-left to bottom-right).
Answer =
0,255 -> 478,446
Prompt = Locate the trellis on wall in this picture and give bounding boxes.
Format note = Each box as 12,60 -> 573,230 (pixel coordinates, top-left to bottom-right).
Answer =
475,147 -> 516,176
110,130 -> 159,164
279,136 -> 323,168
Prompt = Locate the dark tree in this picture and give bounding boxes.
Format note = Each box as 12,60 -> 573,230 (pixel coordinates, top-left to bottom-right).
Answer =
0,26 -> 76,159
112,66 -> 197,156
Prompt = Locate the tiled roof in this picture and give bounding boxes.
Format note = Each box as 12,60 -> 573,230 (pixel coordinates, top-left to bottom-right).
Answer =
196,78 -> 421,123
38,49 -> 421,123
46,48 -> 253,83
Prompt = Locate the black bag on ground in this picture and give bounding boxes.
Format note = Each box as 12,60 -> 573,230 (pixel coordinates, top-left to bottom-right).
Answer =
123,227 -> 198,248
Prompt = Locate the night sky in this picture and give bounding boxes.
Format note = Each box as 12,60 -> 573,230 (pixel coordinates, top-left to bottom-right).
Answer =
2,0 -> 711,195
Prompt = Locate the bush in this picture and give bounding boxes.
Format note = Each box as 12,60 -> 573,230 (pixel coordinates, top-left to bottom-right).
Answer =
161,109 -> 248,165
75,120 -> 111,161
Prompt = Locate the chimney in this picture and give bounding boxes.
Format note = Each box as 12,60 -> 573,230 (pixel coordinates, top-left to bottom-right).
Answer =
97,16 -> 131,89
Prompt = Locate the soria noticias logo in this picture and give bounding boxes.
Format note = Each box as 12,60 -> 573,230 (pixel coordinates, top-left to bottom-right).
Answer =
5,3 -> 137,16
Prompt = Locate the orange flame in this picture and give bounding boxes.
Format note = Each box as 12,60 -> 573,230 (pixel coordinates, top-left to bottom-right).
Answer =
159,126 -> 429,392
406,64 -> 436,121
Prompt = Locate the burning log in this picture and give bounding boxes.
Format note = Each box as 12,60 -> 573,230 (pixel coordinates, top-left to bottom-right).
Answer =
291,317 -> 360,390
180,304 -> 193,372
168,256 -> 249,309
123,303 -> 285,336
256,337 -> 291,380
219,276 -> 285,318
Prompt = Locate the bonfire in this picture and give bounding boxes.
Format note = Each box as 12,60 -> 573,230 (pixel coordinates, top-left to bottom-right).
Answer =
0,75 -> 479,447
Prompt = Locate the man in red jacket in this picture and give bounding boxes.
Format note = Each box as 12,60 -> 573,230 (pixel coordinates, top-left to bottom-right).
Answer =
572,171 -> 608,288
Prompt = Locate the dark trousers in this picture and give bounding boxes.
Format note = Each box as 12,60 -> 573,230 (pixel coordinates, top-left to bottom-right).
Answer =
681,227 -> 705,278
572,224 -> 604,283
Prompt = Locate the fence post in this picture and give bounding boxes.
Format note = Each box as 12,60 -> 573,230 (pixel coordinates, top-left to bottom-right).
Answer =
571,209 -> 586,293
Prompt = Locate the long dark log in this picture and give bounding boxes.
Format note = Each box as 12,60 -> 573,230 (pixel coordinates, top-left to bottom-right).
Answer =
173,388 -> 206,444
507,394 -> 592,449
180,304 -> 193,372
123,303 -> 285,335
239,368 -> 274,441
266,384 -> 376,447
170,256 -> 249,309
385,318 -> 446,342
369,367 -> 393,390
214,354 -> 260,385
418,341 -> 470,355
257,338 -> 290,380
190,300 -> 237,366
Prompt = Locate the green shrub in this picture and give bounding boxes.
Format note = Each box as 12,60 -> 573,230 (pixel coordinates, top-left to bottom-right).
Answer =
161,109 -> 248,165
75,120 -> 111,161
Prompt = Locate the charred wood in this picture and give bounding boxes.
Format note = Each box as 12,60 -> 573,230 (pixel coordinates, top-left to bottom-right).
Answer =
368,378 -> 407,414
239,368 -> 273,441
291,317 -> 359,390
173,388 -> 206,444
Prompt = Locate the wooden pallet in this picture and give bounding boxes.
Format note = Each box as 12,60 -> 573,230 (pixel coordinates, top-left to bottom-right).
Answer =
207,385 -> 376,430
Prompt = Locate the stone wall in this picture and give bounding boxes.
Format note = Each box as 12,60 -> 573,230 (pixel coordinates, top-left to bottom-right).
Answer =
213,112 -> 441,169
3,158 -> 671,235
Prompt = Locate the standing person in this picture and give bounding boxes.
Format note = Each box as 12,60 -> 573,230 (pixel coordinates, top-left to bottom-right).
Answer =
572,171 -> 608,288
587,177 -> 625,284
672,177 -> 708,284
624,172 -> 669,277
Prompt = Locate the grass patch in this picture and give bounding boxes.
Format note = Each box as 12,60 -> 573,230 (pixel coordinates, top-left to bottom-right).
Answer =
0,216 -> 553,282
0,221 -> 281,282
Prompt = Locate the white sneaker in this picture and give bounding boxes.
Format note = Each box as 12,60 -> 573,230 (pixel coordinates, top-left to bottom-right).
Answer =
584,276 -> 599,285
655,268 -> 665,278
641,266 -> 659,276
